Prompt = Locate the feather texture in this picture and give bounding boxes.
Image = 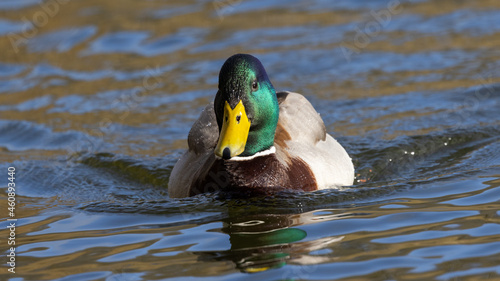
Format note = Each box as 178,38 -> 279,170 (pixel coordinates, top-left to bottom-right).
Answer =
168,91 -> 354,198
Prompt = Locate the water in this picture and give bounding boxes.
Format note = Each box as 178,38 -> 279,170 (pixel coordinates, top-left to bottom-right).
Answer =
1,0 -> 500,280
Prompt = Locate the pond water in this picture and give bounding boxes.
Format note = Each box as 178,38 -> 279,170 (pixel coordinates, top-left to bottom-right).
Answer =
1,0 -> 500,280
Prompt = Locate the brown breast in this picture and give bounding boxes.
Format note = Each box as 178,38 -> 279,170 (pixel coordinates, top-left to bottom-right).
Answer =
190,154 -> 317,196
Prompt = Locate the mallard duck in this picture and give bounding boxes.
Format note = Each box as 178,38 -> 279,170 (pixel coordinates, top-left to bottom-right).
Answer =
168,54 -> 354,198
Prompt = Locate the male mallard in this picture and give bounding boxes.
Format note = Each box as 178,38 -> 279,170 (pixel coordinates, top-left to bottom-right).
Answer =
168,54 -> 354,198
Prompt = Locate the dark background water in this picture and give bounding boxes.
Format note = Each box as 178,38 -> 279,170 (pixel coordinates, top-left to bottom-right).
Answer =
1,0 -> 500,280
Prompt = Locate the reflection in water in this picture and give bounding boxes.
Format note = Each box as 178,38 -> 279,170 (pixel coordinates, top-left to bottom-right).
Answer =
195,210 -> 346,273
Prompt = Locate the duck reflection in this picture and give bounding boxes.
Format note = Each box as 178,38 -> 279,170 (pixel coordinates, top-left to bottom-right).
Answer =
194,210 -> 345,273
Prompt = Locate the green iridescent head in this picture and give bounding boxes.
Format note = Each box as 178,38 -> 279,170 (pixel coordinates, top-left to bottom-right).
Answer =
214,54 -> 279,159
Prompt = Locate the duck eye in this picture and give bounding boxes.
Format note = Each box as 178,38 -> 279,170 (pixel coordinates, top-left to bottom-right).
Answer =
251,80 -> 258,91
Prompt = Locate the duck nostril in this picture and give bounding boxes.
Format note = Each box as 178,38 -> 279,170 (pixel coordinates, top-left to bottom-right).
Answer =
236,115 -> 241,124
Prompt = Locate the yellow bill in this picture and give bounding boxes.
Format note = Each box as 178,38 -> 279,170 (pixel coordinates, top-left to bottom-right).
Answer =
215,100 -> 251,159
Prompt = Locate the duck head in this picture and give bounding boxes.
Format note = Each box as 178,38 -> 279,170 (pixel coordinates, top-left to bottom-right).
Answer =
214,54 -> 279,160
